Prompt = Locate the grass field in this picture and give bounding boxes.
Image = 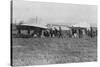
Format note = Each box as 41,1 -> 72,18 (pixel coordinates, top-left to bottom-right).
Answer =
12,37 -> 97,66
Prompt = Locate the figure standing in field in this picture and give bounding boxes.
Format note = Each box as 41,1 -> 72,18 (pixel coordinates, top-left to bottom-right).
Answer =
58,27 -> 63,38
49,28 -> 53,37
71,28 -> 76,38
90,27 -> 95,38
78,28 -> 83,38
54,27 -> 58,37
44,29 -> 50,37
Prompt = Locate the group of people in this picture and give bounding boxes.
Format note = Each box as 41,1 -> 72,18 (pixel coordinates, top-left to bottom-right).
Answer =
14,25 -> 97,38
40,27 -> 97,38
42,27 -> 63,38
70,27 -> 97,38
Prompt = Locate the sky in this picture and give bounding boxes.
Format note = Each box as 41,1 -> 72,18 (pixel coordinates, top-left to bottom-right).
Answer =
12,0 -> 98,27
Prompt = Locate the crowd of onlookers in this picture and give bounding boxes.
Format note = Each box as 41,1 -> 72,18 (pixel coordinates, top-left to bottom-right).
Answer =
12,24 -> 97,38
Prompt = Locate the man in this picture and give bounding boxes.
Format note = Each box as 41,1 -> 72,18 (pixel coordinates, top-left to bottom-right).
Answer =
50,28 -> 53,37
58,27 -> 63,38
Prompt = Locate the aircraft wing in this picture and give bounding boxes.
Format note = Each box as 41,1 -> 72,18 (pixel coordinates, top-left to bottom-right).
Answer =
16,24 -> 47,30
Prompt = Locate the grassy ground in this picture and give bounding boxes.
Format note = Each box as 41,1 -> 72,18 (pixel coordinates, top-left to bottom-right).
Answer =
12,36 -> 97,66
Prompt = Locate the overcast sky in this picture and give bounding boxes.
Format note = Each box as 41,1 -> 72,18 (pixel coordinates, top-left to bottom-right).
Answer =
13,0 -> 97,26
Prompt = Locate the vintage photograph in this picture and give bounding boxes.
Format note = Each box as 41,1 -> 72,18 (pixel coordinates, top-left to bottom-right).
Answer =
11,0 -> 97,66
